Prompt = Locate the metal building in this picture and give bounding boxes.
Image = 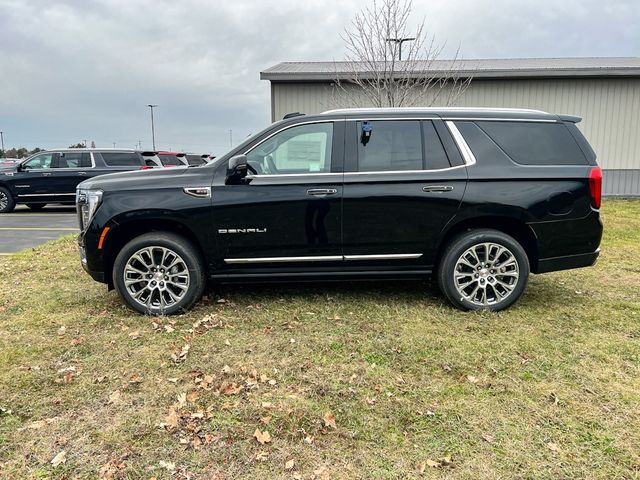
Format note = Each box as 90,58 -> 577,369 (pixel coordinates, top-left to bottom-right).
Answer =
261,58 -> 640,196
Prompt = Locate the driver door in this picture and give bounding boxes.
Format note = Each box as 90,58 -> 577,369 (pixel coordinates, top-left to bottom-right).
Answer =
14,152 -> 57,202
211,120 -> 344,271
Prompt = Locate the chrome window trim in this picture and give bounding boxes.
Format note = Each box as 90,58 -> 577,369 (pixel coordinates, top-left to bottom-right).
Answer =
53,151 -> 96,170
243,120 -> 338,156
246,172 -> 342,179
445,121 -> 477,166
224,253 -> 423,264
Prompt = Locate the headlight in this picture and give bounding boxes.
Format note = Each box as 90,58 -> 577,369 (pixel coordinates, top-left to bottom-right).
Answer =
76,189 -> 103,230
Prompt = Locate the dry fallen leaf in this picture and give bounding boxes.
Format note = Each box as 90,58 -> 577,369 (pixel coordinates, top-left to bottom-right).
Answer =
108,390 -> 121,405
547,442 -> 560,452
171,344 -> 190,363
186,391 -> 199,403
466,375 -> 478,383
57,326 -> 66,337
128,330 -> 141,340
254,428 -> 272,444
51,450 -> 67,467
426,459 -> 441,468
160,408 -> 179,430
219,381 -> 243,396
482,433 -> 495,443
222,365 -> 231,375
260,416 -> 272,425
129,374 -> 143,385
159,460 -> 176,472
323,411 -> 337,429
255,450 -> 269,461
285,459 -> 295,470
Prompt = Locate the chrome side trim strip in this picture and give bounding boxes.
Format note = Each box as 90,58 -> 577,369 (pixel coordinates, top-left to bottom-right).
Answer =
224,253 -> 423,264
344,165 -> 466,175
247,172 -> 342,179
344,253 -> 423,261
224,255 -> 343,264
17,193 -> 76,197
446,121 -> 477,166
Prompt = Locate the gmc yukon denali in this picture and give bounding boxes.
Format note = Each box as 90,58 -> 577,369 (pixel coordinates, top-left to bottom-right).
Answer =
76,108 -> 603,315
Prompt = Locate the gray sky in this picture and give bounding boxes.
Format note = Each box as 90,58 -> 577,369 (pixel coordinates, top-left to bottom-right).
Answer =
1,0 -> 638,154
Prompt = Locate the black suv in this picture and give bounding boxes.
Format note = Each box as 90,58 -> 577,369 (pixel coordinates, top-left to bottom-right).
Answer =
77,108 -> 603,314
0,149 -> 158,213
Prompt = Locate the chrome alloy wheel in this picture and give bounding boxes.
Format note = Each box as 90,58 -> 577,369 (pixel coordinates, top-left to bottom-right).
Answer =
123,246 -> 190,310
453,242 -> 520,306
0,191 -> 8,211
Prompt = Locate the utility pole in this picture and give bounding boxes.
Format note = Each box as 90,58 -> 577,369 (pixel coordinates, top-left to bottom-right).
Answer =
229,129 -> 233,148
83,139 -> 87,147
147,104 -> 158,150
385,37 -> 415,61
0,131 -> 4,156
112,142 -> 116,148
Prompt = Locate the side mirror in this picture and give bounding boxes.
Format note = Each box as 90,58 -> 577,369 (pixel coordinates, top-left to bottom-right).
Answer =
226,154 -> 249,184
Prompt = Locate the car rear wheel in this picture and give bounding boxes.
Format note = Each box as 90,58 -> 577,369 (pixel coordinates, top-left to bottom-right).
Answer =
437,229 -> 529,311
26,203 -> 46,210
0,187 -> 15,213
113,232 -> 206,315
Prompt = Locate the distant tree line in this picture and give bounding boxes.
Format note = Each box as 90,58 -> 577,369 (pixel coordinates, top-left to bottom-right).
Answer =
0,147 -> 44,159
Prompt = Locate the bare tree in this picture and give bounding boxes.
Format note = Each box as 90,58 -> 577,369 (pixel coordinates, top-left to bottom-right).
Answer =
332,0 -> 471,108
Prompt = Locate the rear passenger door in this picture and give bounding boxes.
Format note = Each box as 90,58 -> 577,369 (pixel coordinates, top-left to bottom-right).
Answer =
50,151 -> 93,197
342,118 -> 467,269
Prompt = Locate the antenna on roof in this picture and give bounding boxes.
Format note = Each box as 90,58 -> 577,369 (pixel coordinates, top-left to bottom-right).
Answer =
283,112 -> 305,119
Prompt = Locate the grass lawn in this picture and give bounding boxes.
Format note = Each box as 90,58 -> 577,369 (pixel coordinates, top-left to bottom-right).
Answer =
0,199 -> 639,479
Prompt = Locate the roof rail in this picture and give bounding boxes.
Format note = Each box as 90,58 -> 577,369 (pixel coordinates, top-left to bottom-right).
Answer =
321,107 -> 550,115
283,112 -> 305,119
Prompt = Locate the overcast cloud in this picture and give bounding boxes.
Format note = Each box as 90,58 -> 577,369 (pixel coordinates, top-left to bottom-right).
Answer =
0,0 -> 638,154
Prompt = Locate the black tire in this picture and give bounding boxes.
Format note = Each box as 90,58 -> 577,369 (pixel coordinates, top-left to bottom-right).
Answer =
113,232 -> 206,315
437,229 -> 529,312
26,203 -> 46,210
0,187 -> 16,213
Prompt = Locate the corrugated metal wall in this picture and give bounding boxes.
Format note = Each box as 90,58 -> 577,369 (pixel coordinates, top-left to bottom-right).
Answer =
271,78 -> 640,195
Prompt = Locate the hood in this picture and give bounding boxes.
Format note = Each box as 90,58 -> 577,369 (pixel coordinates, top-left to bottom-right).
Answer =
77,166 -> 213,193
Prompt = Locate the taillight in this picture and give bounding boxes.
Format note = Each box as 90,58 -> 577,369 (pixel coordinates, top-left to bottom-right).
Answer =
588,167 -> 602,209
140,165 -> 153,170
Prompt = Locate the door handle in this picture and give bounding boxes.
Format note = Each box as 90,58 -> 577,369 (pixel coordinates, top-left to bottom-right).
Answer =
42,172 -> 52,176
307,188 -> 338,197
422,185 -> 453,193
77,172 -> 87,175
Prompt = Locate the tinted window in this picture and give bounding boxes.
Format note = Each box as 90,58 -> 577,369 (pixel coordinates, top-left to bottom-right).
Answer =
357,121 -> 421,172
101,152 -> 142,167
476,121 -> 587,165
22,153 -> 54,169
247,122 -> 333,175
158,154 -> 183,166
56,152 -> 91,168
185,155 -> 206,166
423,121 -> 451,170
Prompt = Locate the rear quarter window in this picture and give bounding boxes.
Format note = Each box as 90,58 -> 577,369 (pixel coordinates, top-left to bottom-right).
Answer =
475,121 -> 588,165
101,152 -> 142,167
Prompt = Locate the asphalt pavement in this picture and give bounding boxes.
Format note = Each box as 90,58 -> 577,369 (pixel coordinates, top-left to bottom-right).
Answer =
0,205 -> 79,254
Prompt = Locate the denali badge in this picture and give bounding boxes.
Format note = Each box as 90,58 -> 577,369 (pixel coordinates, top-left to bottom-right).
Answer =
219,228 -> 267,234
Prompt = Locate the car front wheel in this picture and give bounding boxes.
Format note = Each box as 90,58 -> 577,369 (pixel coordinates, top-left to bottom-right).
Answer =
113,232 -> 206,315
0,187 -> 16,213
437,229 -> 529,311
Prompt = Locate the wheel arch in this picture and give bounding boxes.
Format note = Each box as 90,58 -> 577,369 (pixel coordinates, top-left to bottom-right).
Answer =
102,216 -> 207,287
435,215 -> 539,273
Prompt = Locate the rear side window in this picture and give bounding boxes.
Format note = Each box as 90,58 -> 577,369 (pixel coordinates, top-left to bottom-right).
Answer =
422,121 -> 451,170
159,154 -> 183,166
357,120 -> 422,171
185,155 -> 206,166
56,152 -> 91,168
476,121 -> 587,165
101,152 -> 142,167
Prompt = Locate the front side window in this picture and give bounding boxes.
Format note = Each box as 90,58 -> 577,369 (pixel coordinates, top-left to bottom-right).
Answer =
56,152 -> 91,168
357,120 -> 422,172
247,122 -> 333,175
22,153 -> 54,169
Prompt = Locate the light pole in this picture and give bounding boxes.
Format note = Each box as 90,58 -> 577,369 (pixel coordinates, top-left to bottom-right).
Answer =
0,131 -> 4,156
386,37 -> 415,61
147,104 -> 158,150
